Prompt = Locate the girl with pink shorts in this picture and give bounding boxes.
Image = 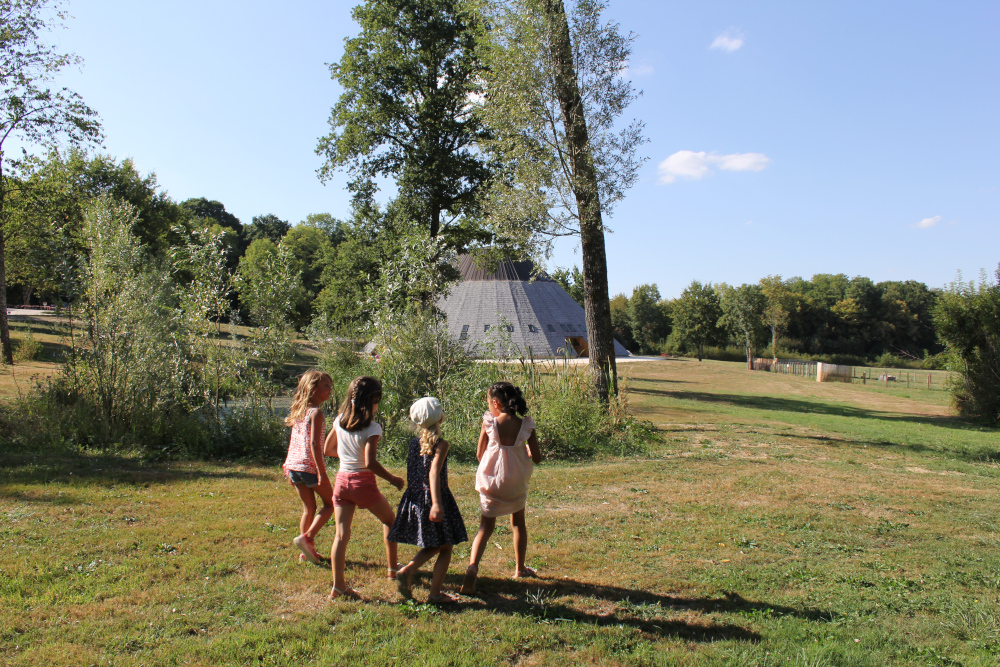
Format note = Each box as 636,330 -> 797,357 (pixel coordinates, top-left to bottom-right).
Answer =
323,376 -> 404,599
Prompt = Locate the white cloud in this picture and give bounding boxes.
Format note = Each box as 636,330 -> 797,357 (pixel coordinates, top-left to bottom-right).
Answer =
658,150 -> 771,184
622,62 -> 655,78
915,215 -> 941,229
710,30 -> 744,53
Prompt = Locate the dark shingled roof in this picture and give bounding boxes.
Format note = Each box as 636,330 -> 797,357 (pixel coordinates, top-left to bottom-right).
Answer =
439,255 -> 630,358
456,255 -> 552,282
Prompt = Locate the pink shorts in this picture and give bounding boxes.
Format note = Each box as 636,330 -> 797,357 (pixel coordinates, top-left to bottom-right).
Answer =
333,471 -> 384,509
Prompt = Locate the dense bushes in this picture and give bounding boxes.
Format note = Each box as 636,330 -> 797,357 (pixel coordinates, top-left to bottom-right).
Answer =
0,197 -> 289,461
935,269 -> 1000,424
311,310 -> 655,463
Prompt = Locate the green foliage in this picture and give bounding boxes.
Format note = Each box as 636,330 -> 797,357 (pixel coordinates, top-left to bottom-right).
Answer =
669,280 -> 724,361
172,226 -> 248,413
609,293 -> 635,352
3,196 -> 295,459
934,268 -> 1000,424
64,196 -> 182,435
477,0 -> 646,242
550,266 -> 585,306
235,239 -> 303,379
241,213 -> 290,247
317,0 -> 491,243
717,282 -> 768,366
12,325 -> 41,361
628,284 -> 671,355
6,149 -> 179,306
311,200 -> 459,329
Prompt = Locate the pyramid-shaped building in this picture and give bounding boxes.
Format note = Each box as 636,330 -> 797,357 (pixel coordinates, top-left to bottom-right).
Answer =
438,256 -> 631,358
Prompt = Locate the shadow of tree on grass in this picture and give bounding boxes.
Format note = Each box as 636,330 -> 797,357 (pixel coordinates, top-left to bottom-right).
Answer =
0,447 -> 273,497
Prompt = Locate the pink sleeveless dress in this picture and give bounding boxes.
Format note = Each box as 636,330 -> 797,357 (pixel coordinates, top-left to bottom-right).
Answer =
475,411 -> 536,517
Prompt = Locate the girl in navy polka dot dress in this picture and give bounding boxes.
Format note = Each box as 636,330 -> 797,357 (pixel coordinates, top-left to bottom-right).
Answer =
389,397 -> 467,603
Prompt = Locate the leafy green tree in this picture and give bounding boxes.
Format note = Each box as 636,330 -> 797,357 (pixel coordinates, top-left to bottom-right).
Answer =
608,293 -> 635,352
759,274 -> 791,359
628,284 -> 670,355
670,280 -> 723,362
0,0 -> 102,363
242,213 -> 290,247
283,222 -> 335,323
301,212 -> 347,246
717,282 -> 768,368
934,268 -> 1000,424
179,197 -> 243,270
877,280 -> 941,359
313,236 -> 378,327
235,238 -> 303,388
6,150 -> 179,307
317,0 -> 490,245
550,265 -> 584,306
173,226 -> 247,414
478,0 -> 646,401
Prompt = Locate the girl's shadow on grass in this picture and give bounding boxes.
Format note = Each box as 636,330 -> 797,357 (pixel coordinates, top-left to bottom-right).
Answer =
398,571 -> 835,642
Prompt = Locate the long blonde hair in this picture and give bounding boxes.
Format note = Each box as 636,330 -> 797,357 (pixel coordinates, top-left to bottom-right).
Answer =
417,421 -> 442,456
285,369 -> 331,426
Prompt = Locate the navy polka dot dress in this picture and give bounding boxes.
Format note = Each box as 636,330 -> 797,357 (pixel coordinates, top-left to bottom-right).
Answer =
388,437 -> 468,548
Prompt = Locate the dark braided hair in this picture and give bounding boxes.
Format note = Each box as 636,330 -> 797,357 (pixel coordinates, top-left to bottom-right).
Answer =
488,381 -> 528,417
338,376 -> 383,431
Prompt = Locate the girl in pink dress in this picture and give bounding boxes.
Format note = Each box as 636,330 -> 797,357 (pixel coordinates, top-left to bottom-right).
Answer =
282,369 -> 334,565
460,381 -> 543,596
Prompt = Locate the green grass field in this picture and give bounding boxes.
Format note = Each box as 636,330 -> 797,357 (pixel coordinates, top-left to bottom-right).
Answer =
3,357 -> 1000,665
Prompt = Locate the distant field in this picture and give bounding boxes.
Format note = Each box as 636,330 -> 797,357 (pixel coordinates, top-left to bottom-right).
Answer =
3,355 -> 1000,665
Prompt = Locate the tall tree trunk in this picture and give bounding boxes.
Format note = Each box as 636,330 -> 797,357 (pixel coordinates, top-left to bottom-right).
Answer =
0,227 -> 11,365
0,160 -> 12,364
544,0 -> 617,401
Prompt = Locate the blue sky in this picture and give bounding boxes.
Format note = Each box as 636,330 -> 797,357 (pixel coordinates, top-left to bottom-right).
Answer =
48,0 -> 999,298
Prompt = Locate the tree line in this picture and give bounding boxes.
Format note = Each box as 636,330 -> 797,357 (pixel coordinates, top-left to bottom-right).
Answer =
554,269 -> 942,365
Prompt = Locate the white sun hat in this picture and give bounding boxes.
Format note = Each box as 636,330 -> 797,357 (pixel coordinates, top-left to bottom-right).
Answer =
409,396 -> 443,428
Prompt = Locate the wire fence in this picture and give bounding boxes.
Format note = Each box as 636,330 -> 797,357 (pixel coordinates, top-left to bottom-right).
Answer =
751,358 -> 950,390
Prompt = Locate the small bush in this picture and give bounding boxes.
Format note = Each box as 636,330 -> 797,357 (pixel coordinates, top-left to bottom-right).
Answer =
13,328 -> 42,362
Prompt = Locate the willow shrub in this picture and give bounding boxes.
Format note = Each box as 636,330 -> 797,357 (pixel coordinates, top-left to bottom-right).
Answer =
0,197 -> 287,461
312,311 -> 654,463
935,269 -> 1000,425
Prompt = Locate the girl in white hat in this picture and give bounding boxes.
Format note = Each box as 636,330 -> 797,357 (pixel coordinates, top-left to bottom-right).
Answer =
389,397 -> 468,603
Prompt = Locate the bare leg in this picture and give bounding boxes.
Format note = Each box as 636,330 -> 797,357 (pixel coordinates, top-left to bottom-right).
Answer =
366,496 -> 399,575
305,478 -> 334,540
293,483 -> 317,536
511,509 -> 531,577
331,504 -> 356,592
460,515 -> 496,595
395,546 -> 441,598
427,545 -> 454,599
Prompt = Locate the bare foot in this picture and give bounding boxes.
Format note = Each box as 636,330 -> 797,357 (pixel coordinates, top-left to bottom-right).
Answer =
512,566 -> 538,579
329,585 -> 360,600
387,562 -> 402,579
460,564 -> 478,596
427,591 -> 459,604
395,565 -> 414,599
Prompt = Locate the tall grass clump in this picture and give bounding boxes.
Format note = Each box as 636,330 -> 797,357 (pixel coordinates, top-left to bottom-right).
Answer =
311,310 -> 654,462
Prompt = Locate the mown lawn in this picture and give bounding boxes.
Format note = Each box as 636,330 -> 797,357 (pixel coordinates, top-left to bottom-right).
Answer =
3,359 -> 1000,666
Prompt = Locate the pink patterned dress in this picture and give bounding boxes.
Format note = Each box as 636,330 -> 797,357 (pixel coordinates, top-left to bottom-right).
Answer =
475,411 -> 536,517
